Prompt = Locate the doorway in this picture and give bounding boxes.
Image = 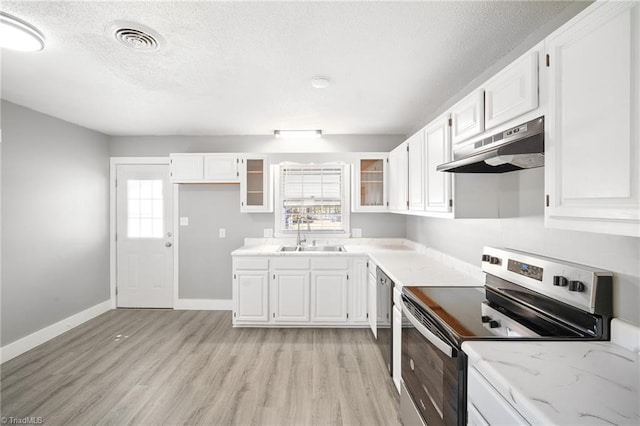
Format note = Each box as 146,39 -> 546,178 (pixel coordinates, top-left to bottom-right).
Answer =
115,163 -> 174,308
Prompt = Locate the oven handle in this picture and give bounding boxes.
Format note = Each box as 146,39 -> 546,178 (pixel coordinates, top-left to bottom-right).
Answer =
402,300 -> 454,358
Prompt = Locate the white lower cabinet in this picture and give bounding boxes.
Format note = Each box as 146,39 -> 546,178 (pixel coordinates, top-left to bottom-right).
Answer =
350,258 -> 369,324
232,257 -> 270,323
392,304 -> 402,393
272,270 -> 310,322
311,271 -> 348,322
467,367 -> 529,425
232,255 -> 370,327
367,260 -> 378,338
234,271 -> 270,322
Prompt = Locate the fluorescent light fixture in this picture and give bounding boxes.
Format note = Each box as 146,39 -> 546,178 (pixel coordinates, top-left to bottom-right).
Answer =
0,12 -> 45,52
274,130 -> 322,139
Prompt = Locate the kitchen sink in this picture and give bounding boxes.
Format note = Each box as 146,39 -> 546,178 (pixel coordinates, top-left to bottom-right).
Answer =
279,246 -> 300,252
278,245 -> 346,252
299,245 -> 345,252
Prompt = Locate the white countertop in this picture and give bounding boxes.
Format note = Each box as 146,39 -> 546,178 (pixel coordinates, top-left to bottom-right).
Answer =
231,239 -> 484,288
463,338 -> 640,425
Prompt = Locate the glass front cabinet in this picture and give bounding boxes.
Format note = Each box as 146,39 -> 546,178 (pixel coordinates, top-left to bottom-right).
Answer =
240,156 -> 272,212
353,154 -> 388,212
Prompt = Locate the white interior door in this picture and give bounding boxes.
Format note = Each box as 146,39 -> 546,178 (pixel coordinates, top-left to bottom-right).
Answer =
116,164 -> 173,308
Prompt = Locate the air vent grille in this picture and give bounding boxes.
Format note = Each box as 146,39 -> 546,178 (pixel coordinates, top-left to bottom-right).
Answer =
114,27 -> 159,51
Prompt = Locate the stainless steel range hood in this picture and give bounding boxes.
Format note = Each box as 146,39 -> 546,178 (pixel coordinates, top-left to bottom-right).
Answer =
437,116 -> 544,173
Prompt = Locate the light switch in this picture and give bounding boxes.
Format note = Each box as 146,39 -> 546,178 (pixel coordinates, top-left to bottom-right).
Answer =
352,228 -> 362,238
219,228 -> 226,238
180,217 -> 189,226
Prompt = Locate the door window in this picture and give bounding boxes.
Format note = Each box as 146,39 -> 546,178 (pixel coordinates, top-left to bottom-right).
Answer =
127,179 -> 164,238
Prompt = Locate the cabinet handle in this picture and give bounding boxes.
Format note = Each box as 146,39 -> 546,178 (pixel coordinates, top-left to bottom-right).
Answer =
273,313 -> 275,318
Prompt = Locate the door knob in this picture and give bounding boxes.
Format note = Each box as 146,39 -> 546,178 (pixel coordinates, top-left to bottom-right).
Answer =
165,242 -> 172,247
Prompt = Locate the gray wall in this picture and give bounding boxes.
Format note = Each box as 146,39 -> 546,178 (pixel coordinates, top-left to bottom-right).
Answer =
406,168 -> 640,325
178,184 -> 406,300
1,101 -> 110,346
178,184 -> 273,299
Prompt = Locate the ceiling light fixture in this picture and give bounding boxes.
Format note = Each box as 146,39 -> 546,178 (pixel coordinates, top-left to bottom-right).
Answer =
274,130 -> 322,139
0,12 -> 45,52
311,77 -> 330,89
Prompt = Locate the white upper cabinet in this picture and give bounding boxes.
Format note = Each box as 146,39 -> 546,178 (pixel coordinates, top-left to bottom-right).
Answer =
353,154 -> 388,212
545,1 -> 640,237
204,154 -> 239,182
424,113 -> 452,213
408,130 -> 426,211
450,89 -> 485,145
170,153 -> 240,183
240,156 -> 272,212
169,154 -> 203,182
484,46 -> 539,131
388,141 -> 409,211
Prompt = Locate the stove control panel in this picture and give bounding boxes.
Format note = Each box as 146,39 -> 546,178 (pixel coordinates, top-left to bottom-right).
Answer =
481,247 -> 613,315
507,259 -> 543,281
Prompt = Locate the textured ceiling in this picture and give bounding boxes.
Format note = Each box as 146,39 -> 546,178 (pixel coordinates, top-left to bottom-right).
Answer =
1,1 -> 577,136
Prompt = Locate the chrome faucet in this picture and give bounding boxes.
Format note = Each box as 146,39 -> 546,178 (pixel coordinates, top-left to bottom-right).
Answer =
296,217 -> 308,246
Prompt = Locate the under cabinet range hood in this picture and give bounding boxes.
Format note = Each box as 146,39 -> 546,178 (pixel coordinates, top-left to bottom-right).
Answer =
437,116 -> 544,173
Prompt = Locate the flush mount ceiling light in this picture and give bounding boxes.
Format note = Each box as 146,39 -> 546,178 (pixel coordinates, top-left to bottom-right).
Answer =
311,77 -> 330,89
274,130 -> 322,139
107,20 -> 163,52
0,12 -> 45,52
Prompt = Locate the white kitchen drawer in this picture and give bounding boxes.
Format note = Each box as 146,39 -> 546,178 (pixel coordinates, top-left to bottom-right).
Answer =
311,258 -> 349,270
467,367 -> 530,425
233,257 -> 268,270
271,257 -> 310,270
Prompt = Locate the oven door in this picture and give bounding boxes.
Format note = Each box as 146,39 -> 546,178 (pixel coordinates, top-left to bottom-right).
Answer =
401,296 -> 465,426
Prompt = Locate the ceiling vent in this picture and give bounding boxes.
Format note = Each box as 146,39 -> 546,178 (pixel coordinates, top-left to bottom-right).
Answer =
107,21 -> 162,52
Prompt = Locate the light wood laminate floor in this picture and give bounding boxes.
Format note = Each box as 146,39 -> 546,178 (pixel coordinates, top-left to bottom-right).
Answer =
1,310 -> 401,426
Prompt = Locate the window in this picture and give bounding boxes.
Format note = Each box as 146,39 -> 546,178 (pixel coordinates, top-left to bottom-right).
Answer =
276,163 -> 350,235
127,179 -> 164,238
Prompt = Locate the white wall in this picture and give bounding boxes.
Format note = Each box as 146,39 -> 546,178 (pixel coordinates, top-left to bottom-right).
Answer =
1,101 -> 110,346
406,168 -> 640,325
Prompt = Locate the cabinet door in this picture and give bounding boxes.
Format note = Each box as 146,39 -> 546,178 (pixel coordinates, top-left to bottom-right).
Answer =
170,154 -> 203,182
203,154 -> 239,182
353,155 -> 388,212
240,156 -> 271,212
545,2 -> 640,237
234,271 -> 269,322
484,47 -> 539,131
272,271 -> 310,322
408,131 -> 425,211
425,114 -> 452,213
392,305 -> 402,393
451,89 -> 485,145
349,259 -> 368,323
310,271 -> 348,322
367,270 -> 377,338
388,142 -> 408,211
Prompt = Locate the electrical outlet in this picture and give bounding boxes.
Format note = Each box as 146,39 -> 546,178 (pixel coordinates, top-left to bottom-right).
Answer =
219,228 -> 226,238
264,228 -> 273,238
180,217 -> 189,226
352,228 -> 362,238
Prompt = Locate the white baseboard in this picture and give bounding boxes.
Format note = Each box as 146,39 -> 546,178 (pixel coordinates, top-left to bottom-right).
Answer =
174,299 -> 232,310
0,300 -> 112,364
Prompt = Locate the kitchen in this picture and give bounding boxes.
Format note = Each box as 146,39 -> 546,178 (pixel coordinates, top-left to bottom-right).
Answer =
1,1 -> 639,425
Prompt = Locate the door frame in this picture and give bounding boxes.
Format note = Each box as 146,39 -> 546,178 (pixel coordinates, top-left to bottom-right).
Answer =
109,157 -> 177,309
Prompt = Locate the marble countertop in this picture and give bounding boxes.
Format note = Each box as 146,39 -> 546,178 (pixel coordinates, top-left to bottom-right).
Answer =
463,339 -> 640,425
231,239 -> 483,288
